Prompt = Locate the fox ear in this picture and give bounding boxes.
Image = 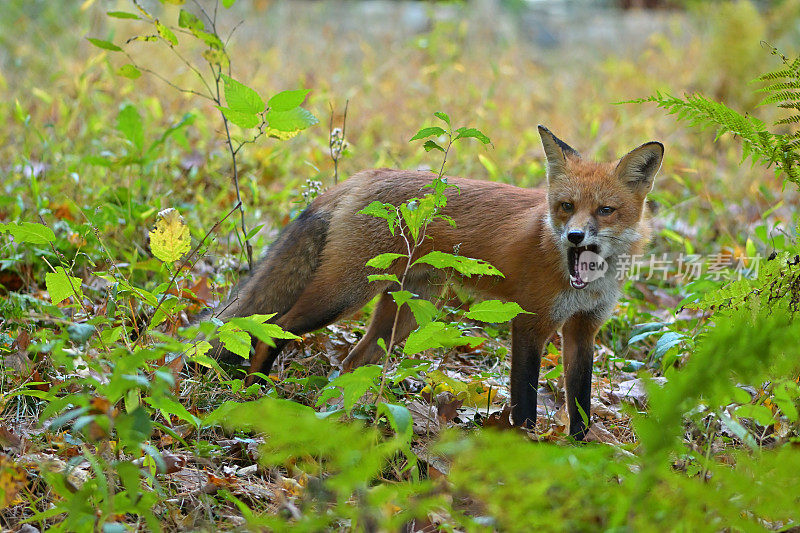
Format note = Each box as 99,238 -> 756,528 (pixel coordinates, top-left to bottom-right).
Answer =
538,125 -> 580,182
616,141 -> 664,194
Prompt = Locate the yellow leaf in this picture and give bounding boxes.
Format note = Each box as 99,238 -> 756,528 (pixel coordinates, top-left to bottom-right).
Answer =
149,208 -> 190,263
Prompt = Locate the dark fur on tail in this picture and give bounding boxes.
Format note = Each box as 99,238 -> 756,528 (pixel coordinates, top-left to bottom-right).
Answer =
205,206 -> 332,365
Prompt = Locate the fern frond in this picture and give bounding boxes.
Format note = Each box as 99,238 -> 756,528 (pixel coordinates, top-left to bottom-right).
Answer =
758,68 -> 797,81
758,81 -> 800,93
758,91 -> 800,106
774,115 -> 800,126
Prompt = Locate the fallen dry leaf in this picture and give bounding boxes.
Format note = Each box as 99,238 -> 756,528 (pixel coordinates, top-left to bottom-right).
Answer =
484,405 -> 514,430
609,377 -> 667,408
585,422 -> 621,445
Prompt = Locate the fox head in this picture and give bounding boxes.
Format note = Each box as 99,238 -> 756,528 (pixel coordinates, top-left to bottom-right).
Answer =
538,125 -> 664,290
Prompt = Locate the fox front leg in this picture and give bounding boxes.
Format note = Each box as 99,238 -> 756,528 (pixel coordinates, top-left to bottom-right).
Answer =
561,313 -> 602,440
510,315 -> 552,428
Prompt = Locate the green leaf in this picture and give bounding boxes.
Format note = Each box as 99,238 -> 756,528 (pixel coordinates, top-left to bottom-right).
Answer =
377,402 -> 413,440
268,89 -> 310,111
454,127 -> 491,144
115,408 -> 153,449
424,140 -> 445,152
222,0 -> 237,7
773,381 -> 799,422
366,253 -> 405,269
118,104 -> 144,152
627,322 -> 666,345
155,20 -> 178,46
465,300 -> 528,323
217,106 -> 260,129
358,201 -> 398,234
107,11 -> 140,19
1,221 -> 55,244
544,364 -> 563,380
367,273 -> 400,284
218,329 -> 251,359
178,9 -> 204,30
228,316 -> 300,344
146,396 -> 201,428
403,321 -> 483,355
413,250 -> 504,278
653,331 -> 686,360
391,290 -> 437,325
196,30 -> 224,50
116,64 -> 142,79
86,38 -> 122,52
45,267 -> 83,305
266,106 -> 318,133
434,111 -> 451,125
317,365 -> 382,412
734,404 -> 775,426
718,409 -> 758,449
221,74 -> 264,114
410,126 -> 446,142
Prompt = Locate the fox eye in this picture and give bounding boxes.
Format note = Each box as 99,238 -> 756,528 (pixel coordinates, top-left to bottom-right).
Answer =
561,202 -> 574,213
598,206 -> 616,216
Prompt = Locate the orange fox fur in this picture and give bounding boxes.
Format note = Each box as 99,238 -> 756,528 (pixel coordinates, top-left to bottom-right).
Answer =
209,126 -> 663,439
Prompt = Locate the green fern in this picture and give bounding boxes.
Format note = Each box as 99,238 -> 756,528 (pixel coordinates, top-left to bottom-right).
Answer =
629,46 -> 800,187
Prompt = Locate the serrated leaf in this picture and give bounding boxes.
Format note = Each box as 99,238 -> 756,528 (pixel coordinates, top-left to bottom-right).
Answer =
107,11 -> 140,19
155,20 -> 178,46
266,106 -> 318,133
366,253 -> 405,269
434,111 -> 451,125
149,208 -> 190,263
403,321 -> 483,355
178,9 -> 204,30
465,300 -> 527,322
413,250 -> 504,277
217,106 -> 259,129
454,127 -> 491,144
1,221 -> 55,244
228,316 -> 300,344
116,64 -> 141,79
87,38 -> 122,52
45,267 -> 83,305
410,126 -> 446,142
424,140 -> 445,152
317,365 -> 382,412
218,328 -> 251,359
268,89 -> 310,111
367,274 -> 400,284
117,104 -> 144,152
221,74 -> 264,114
391,290 -> 438,325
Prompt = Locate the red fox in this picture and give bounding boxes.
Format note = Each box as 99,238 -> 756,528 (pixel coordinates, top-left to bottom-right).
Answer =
208,126 -> 663,439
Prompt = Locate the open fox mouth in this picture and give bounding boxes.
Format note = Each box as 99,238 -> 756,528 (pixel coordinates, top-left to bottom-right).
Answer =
567,244 -> 600,290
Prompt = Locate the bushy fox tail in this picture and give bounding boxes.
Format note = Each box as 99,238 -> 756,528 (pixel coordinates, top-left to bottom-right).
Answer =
205,206 -> 332,364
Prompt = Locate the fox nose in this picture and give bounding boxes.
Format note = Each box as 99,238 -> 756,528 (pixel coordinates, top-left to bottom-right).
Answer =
567,230 -> 585,245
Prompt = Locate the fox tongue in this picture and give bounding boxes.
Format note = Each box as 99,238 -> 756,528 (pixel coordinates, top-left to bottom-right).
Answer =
570,249 -> 586,289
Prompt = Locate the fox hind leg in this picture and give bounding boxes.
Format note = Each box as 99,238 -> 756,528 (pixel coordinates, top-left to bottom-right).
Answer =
342,275 -> 439,371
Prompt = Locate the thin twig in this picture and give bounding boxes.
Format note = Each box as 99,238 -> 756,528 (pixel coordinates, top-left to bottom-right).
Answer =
134,201 -> 242,347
